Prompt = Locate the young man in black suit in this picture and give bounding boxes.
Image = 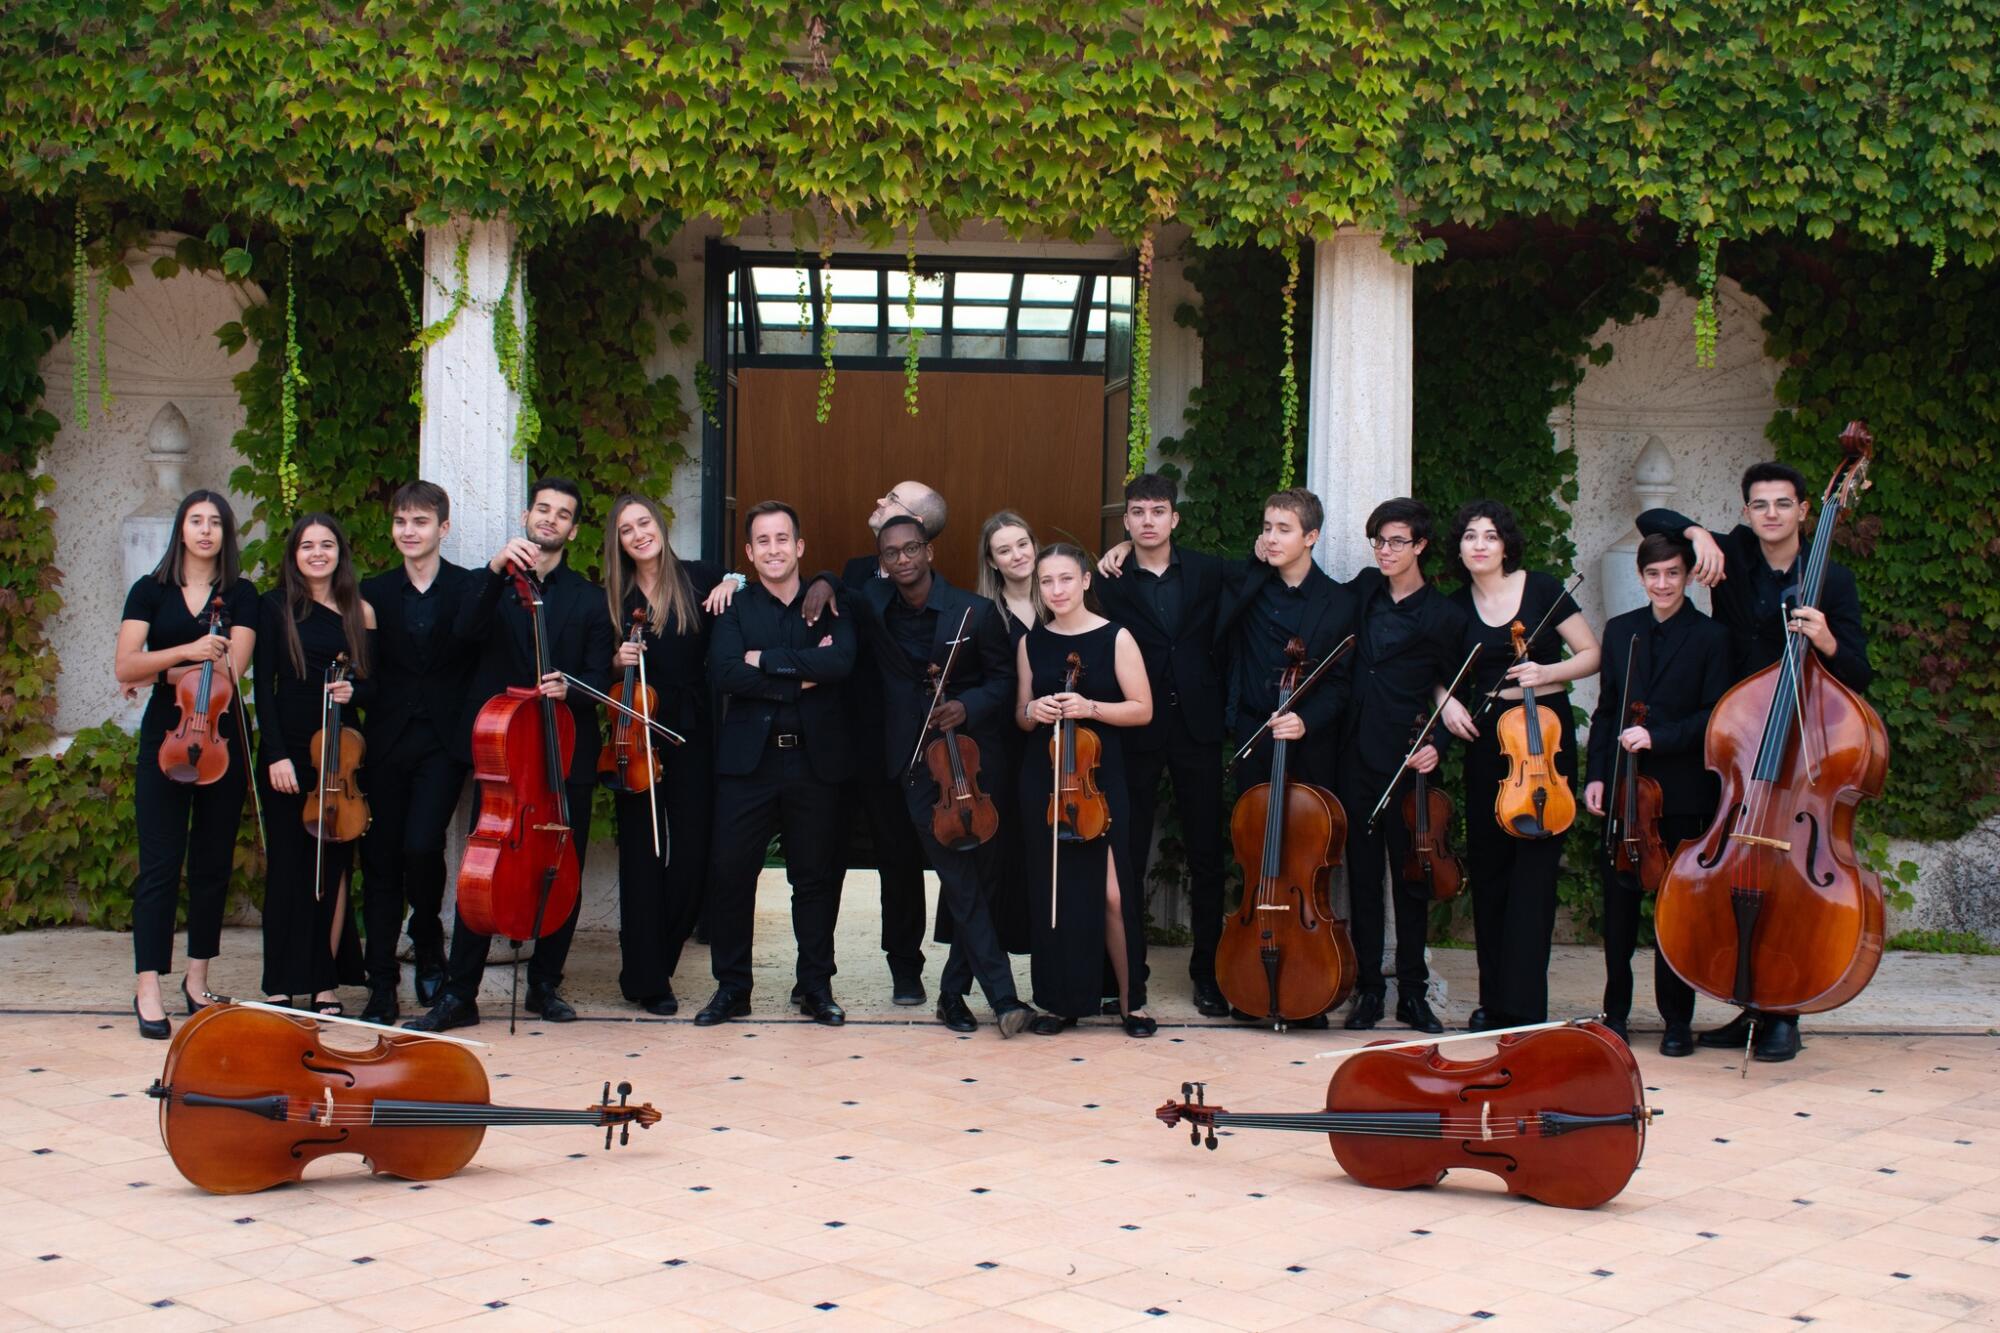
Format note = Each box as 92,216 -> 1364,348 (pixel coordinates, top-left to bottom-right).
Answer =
1638,460 -> 1872,1061
357,481 -> 476,1023
1092,474 -> 1231,1017
1335,498 -> 1468,1034
842,516 -> 1031,1037
1584,531 -> 1732,1056
696,501 -> 858,1028
405,477 -> 617,1032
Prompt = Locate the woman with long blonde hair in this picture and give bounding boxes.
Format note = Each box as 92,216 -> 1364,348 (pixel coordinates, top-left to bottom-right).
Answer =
977,509 -> 1041,636
600,494 -> 741,1014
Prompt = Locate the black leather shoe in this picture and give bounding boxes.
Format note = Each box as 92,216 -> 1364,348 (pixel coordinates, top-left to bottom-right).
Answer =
995,1004 -> 1031,1039
1752,1015 -> 1802,1062
525,985 -> 576,1023
693,990 -> 750,1026
361,983 -> 399,1025
1028,1013 -> 1074,1036
1659,1023 -> 1695,1057
1697,1010 -> 1755,1049
1121,1012 -> 1158,1039
891,969 -> 926,1007
1192,981 -> 1230,1018
134,998 -> 170,1041
1467,1006 -> 1494,1032
936,994 -> 977,1033
1395,993 -> 1443,1034
799,994 -> 846,1027
1602,1016 -> 1630,1043
1344,993 -> 1385,1031
404,994 -> 479,1032
640,987 -> 679,1017
412,941 -> 447,1008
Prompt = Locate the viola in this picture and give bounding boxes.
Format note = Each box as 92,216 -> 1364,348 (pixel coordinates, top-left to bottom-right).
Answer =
1156,1020 -> 1661,1210
923,657 -> 998,852
1216,637 -> 1356,1029
457,567 -> 581,951
304,653 -> 370,846
1046,650 -> 1110,843
146,1002 -> 658,1195
1608,698 -> 1669,894
1493,620 -> 1577,838
599,607 -> 663,794
1400,714 -> 1462,902
158,596 -> 235,785
1655,421 -> 1889,1017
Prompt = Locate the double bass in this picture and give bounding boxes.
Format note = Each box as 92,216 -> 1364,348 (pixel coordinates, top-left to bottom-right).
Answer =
1156,1019 -> 1661,1210
1215,638 -> 1356,1029
457,568 -> 581,958
158,596 -> 235,785
1604,638 -> 1669,893
1493,620 -> 1577,838
1654,422 -> 1889,1016
147,1002 -> 657,1194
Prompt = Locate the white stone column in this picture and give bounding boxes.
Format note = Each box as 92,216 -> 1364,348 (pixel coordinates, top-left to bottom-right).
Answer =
418,215 -> 527,569
1304,228 -> 1413,578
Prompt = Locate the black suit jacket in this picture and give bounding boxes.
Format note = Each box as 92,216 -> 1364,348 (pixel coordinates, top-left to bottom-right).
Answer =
1216,559 -> 1358,776
359,559 -> 477,759
453,561 -> 617,783
845,574 -> 1015,783
1586,602 -> 1732,817
709,580 -> 857,784
1341,568 -> 1469,771
1093,546 -> 1226,746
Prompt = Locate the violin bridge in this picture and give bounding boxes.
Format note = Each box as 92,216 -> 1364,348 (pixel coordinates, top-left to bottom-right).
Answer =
1729,833 -> 1792,852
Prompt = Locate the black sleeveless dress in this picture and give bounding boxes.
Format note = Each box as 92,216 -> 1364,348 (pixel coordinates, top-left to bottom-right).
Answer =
1019,620 -> 1147,1017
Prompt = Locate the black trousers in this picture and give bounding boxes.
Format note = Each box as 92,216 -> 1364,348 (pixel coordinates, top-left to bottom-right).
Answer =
441,779 -> 596,1003
847,774 -> 928,976
131,730 -> 245,976
614,740 -> 714,1001
709,746 -> 845,998
1600,812 -> 1700,1027
258,775 -> 364,998
1124,723 -> 1227,985
1462,702 -> 1576,1024
1335,756 -> 1429,998
358,730 -> 465,986
907,777 -> 1020,1011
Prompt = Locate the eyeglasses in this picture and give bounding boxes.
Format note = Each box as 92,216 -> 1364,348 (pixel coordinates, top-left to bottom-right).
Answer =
880,540 -> 928,565
1368,536 -> 1415,552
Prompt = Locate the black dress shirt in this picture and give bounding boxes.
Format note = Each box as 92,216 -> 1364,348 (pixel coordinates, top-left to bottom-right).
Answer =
360,559 -> 476,758
453,560 -> 617,782
709,579 -> 856,783
1586,600 -> 1732,816
1093,544 -> 1227,746
1343,569 -> 1470,772
1132,548 -> 1183,639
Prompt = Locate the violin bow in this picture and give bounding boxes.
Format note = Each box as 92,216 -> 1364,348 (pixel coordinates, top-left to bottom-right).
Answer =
1472,573 -> 1585,719
905,608 -> 974,779
1605,635 -> 1639,855
635,613 -> 661,861
1364,644 -> 1483,830
1312,1017 -> 1568,1061
218,625 -> 267,855
560,673 -> 687,745
313,658 -> 336,903
1230,634 -> 1357,763
201,992 -> 491,1047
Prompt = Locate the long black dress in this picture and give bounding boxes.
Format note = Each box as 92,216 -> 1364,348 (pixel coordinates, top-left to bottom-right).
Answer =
254,594 -> 372,999
1019,620 -> 1145,1018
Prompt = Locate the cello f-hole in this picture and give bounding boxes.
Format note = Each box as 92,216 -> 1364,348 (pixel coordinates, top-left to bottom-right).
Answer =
1456,1071 -> 1513,1101
301,1052 -> 357,1087
1459,1143 -> 1520,1173
288,1130 -> 350,1159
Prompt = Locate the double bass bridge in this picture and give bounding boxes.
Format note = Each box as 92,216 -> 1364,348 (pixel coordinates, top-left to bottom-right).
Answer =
1729,832 -> 1793,853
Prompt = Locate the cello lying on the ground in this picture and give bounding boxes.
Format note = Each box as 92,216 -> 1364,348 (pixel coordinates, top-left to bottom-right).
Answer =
147,1002 -> 657,1194
1156,1019 -> 1659,1210
1654,421 -> 1889,1016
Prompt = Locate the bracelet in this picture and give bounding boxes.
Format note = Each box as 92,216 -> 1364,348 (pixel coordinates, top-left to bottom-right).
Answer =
726,571 -> 747,588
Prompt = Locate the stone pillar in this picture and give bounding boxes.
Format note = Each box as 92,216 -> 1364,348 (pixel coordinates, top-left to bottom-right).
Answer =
1600,435 -> 1679,623
418,215 -> 526,570
1304,229 -> 1413,578
118,404 -> 195,729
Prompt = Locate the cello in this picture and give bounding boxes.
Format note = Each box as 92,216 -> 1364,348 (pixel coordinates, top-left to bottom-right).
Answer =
1156,1019 -> 1660,1210
1493,620 -> 1577,839
1215,638 -> 1357,1030
147,1002 -> 658,1194
1604,637 -> 1669,893
457,568 -> 581,1002
1654,422 -> 1889,1017
158,596 -> 235,785
915,610 -> 999,852
1400,713 -> 1463,902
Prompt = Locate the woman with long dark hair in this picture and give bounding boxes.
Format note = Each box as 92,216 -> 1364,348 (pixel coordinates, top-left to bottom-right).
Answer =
1436,499 -> 1599,1028
601,494 -> 737,1014
114,490 -> 258,1039
254,513 -> 376,1012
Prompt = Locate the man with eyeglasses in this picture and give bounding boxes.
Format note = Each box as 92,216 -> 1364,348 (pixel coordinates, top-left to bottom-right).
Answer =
1332,498 -> 1469,1033
1637,460 -> 1872,1063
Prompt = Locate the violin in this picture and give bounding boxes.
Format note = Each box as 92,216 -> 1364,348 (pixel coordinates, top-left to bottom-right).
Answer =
1608,698 -> 1669,894
1046,650 -> 1110,843
1400,713 -> 1462,901
599,607 -> 663,795
1215,638 -> 1356,1029
158,596 -> 234,785
1493,620 -> 1577,839
304,653 -> 370,845
923,642 -> 998,851
146,1002 -> 658,1195
457,567 -> 582,953
1655,421 -> 1889,1017
1156,1020 -> 1661,1210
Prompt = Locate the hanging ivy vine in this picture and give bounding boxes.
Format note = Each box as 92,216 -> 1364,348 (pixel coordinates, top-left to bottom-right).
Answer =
1276,245 -> 1301,489
1125,228 -> 1154,479
815,242 -> 836,424
902,230 -> 921,416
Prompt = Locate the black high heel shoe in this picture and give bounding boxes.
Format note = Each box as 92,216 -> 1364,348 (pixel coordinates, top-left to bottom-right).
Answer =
134,998 -> 170,1041
181,979 -> 206,1015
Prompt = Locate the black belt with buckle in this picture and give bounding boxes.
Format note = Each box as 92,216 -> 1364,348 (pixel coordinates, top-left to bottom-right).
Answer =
773,732 -> 802,749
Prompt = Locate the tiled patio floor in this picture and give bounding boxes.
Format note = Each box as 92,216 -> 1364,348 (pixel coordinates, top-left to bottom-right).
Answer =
3,874 -> 1997,1331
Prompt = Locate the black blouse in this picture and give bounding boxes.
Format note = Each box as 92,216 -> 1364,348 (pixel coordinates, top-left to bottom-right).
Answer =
121,575 -> 260,735
253,592 -> 377,773
1452,569 -> 1581,697
618,561 -> 724,743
